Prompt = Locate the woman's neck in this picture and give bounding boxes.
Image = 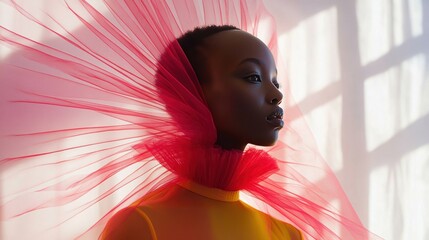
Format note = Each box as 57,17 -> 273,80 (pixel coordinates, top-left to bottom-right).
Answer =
215,134 -> 247,150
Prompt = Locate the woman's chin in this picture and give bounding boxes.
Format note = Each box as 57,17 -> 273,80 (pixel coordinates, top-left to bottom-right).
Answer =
251,134 -> 279,147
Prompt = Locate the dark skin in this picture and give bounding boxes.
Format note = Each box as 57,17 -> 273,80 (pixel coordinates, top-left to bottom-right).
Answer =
197,30 -> 284,150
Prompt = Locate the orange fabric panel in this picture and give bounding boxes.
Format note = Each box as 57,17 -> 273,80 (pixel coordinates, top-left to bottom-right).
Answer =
101,183 -> 303,240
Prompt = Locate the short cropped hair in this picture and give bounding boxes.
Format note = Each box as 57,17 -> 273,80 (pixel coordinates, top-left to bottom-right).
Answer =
177,25 -> 239,82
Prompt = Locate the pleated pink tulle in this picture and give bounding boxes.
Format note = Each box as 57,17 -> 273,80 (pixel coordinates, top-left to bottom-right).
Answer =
0,0 -> 381,239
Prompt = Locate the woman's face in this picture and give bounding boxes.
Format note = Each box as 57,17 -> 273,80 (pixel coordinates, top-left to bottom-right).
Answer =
198,30 -> 283,150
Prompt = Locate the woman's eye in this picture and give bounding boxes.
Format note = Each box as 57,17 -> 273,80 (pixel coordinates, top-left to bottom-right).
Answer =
245,74 -> 262,83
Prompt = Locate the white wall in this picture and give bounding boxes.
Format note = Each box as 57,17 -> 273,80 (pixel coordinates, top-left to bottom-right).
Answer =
263,0 -> 429,239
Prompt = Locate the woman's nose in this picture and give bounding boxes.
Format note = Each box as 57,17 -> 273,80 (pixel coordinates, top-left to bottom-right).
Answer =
267,86 -> 283,105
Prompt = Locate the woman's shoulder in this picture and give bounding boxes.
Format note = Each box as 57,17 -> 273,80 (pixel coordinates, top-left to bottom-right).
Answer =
269,215 -> 304,240
100,185 -> 183,240
100,206 -> 156,240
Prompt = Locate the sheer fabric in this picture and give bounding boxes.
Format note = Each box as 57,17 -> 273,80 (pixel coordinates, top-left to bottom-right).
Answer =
0,0 -> 381,239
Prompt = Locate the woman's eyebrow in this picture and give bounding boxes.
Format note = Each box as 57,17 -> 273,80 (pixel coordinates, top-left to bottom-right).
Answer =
238,57 -> 262,66
238,58 -> 278,75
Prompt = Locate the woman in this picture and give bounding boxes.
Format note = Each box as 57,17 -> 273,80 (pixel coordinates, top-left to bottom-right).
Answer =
101,25 -> 303,239
0,1 -> 380,239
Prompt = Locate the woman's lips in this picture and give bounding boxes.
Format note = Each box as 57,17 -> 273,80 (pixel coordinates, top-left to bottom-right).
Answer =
266,107 -> 284,128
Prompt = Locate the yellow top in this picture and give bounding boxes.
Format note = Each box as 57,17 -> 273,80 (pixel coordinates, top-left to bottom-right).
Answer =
101,181 -> 303,240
